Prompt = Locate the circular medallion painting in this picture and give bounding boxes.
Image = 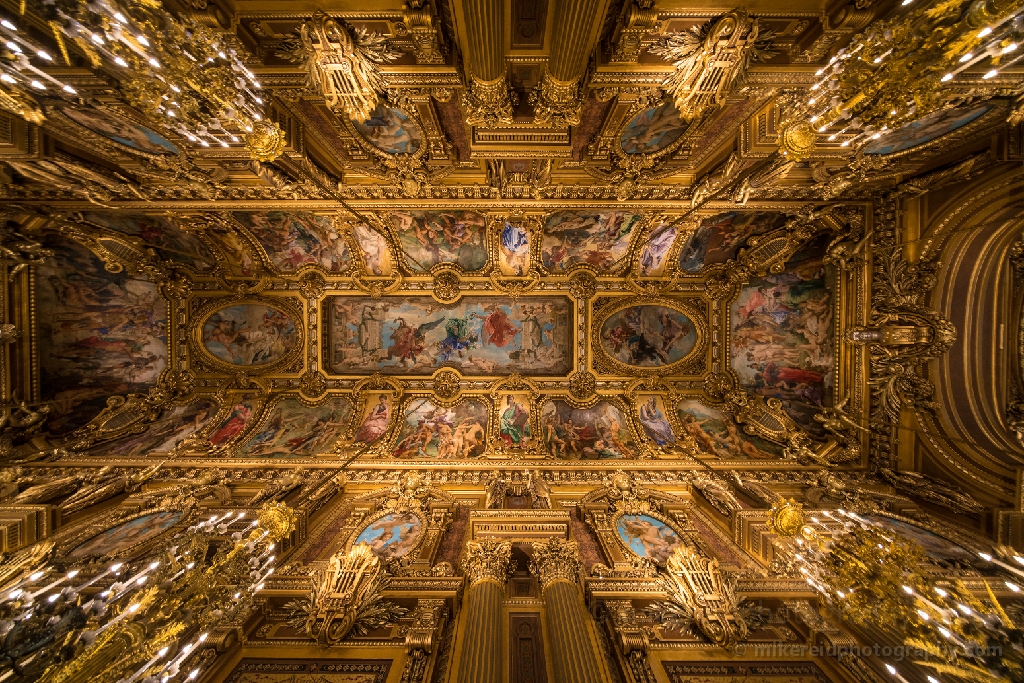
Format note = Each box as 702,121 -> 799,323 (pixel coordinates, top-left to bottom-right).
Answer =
67,510 -> 182,560
620,102 -> 687,155
355,512 -> 423,560
353,105 -> 423,155
616,514 -> 683,565
201,303 -> 299,367
60,106 -> 179,155
865,516 -> 975,563
600,305 -> 698,368
861,104 -> 990,156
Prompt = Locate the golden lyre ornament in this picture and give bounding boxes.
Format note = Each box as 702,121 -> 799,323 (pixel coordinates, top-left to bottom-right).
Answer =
280,11 -> 400,123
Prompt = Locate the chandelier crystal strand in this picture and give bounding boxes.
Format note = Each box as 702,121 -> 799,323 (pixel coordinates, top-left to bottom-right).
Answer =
0,503 -> 295,683
784,510 -> 1024,683
782,0 -> 1024,153
0,0 -> 284,160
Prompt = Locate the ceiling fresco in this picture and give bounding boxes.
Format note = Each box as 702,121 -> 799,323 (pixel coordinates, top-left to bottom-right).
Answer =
25,201 -> 862,466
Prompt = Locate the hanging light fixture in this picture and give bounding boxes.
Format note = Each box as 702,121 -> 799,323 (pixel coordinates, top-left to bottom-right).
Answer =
780,0 -> 1024,154
0,0 -> 285,161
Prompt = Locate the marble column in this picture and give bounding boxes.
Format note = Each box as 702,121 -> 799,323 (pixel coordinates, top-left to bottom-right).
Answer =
531,538 -> 611,683
455,539 -> 513,683
461,0 -> 516,127
529,0 -> 613,126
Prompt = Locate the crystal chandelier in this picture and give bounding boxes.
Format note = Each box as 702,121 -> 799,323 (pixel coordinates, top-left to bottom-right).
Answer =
787,510 -> 1024,683
783,0 -> 1024,153
0,502 -> 294,683
0,0 -> 285,161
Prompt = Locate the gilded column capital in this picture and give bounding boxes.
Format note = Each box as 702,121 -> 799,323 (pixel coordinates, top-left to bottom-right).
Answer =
529,538 -> 582,589
462,539 -> 514,586
528,73 -> 583,127
464,76 -> 518,128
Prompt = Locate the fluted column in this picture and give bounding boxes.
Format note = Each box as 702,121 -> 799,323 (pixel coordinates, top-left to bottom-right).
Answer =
461,0 -> 516,127
455,539 -> 513,683
529,0 -> 613,126
531,539 -> 611,683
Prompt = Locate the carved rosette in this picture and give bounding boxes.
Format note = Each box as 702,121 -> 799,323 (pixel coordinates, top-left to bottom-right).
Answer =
529,74 -> 583,127
462,539 -> 513,586
432,270 -> 461,303
432,369 -> 462,401
568,371 -> 596,400
529,538 -> 583,589
464,76 -> 518,128
245,121 -> 287,163
778,120 -> 818,160
568,271 -> 597,300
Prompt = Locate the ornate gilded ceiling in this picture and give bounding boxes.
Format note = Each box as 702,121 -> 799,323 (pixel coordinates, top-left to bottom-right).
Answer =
0,0 -> 1021,484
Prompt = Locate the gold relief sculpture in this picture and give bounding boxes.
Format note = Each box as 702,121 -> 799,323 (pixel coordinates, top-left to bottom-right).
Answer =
285,543 -> 408,645
529,74 -> 585,128
278,12 -> 400,124
529,538 -> 583,587
464,76 -> 518,129
461,539 -> 514,585
649,11 -> 776,122
648,545 -> 751,648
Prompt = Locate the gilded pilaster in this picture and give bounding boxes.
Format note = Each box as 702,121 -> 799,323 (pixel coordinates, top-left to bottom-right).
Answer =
531,539 -> 611,683
461,0 -> 517,127
455,540 -> 513,683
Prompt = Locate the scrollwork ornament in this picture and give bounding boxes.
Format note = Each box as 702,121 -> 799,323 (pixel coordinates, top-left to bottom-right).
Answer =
298,271 -> 327,300
432,370 -> 462,401
569,271 -> 598,300
568,371 -> 597,401
431,270 -> 461,303
299,370 -> 328,399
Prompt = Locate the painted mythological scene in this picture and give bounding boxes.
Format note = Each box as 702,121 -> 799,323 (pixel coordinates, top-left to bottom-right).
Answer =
678,211 -> 789,272
67,510 -> 183,560
61,105 -> 179,155
676,400 -> 784,459
242,398 -> 352,457
616,514 -> 683,565
37,236 -> 167,434
731,236 -> 834,432
208,397 -> 259,448
638,396 -> 675,446
96,399 -> 217,457
355,512 -> 423,560
499,394 -> 532,448
392,399 -> 489,458
862,103 -> 990,156
328,296 -> 571,375
499,221 -> 531,275
232,211 -> 352,273
202,303 -> 299,367
390,211 -> 488,272
541,400 -> 636,459
600,305 -> 697,368
353,105 -> 423,155
81,213 -> 217,272
620,102 -> 687,155
542,211 -> 641,272
353,394 -> 392,445
353,224 -> 393,275
638,223 -> 679,276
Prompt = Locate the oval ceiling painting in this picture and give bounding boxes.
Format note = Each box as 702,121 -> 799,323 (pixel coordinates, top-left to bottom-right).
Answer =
201,303 -> 299,366
620,102 -> 687,155
600,305 -> 698,368
355,511 -> 424,559
861,104 -> 990,156
353,104 -> 423,155
60,106 -> 179,155
616,513 -> 683,565
67,510 -> 183,560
